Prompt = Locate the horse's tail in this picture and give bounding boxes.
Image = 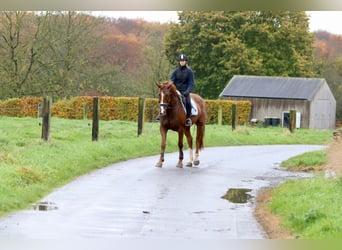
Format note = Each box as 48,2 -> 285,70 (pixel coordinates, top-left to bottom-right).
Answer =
196,101 -> 206,150
193,94 -> 206,150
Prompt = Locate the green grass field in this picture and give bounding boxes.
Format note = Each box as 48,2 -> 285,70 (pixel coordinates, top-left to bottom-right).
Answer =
269,177 -> 342,239
0,116 -> 339,238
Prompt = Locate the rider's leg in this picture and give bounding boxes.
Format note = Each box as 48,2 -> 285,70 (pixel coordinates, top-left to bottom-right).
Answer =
185,95 -> 192,126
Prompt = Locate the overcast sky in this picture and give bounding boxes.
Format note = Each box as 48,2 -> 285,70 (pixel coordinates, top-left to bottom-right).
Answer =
306,11 -> 342,34
92,11 -> 342,35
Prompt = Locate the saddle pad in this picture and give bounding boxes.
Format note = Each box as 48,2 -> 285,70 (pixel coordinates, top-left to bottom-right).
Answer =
180,97 -> 198,116
176,91 -> 198,116
190,98 -> 198,116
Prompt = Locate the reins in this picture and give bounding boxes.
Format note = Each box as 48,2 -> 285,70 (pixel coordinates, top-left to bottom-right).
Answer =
159,88 -> 182,111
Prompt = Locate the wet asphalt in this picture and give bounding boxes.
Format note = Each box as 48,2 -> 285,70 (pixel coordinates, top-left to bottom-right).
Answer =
0,145 -> 324,239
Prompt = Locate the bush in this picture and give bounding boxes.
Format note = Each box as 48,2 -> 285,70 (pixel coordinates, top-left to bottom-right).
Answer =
0,97 -> 42,117
205,99 -> 251,125
0,96 -> 251,124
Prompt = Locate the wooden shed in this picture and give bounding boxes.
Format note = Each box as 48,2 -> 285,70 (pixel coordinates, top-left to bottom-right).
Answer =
219,75 -> 336,130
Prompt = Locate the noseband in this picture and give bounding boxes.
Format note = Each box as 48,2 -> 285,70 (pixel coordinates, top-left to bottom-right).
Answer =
159,103 -> 170,108
159,86 -> 182,116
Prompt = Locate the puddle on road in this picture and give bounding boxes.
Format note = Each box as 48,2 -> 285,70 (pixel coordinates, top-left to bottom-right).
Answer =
221,188 -> 253,204
32,201 -> 58,211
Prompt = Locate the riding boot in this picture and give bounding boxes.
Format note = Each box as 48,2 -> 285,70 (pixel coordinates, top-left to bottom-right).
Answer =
185,116 -> 192,126
185,95 -> 192,126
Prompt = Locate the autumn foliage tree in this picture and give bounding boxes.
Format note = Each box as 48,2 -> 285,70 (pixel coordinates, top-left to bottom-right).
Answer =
0,11 -> 171,100
88,18 -> 171,97
314,31 -> 342,122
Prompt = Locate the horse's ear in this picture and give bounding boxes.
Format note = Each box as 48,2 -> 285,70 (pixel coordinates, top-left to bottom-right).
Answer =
167,81 -> 175,89
155,82 -> 161,88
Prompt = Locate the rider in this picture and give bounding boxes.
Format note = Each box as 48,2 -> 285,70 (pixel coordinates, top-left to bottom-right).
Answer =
170,54 -> 194,126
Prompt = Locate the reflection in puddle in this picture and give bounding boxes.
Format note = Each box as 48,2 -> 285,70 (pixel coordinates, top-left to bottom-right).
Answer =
32,201 -> 58,211
221,188 -> 253,203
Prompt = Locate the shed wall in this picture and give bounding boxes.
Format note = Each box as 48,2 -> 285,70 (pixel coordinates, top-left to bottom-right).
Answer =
222,97 -> 310,128
309,83 -> 336,130
220,77 -> 336,130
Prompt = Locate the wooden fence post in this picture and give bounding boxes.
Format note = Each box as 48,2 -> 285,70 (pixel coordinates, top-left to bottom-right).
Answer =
92,97 -> 99,141
218,106 -> 222,125
232,103 -> 237,131
41,97 -> 51,141
83,104 -> 89,120
149,105 -> 155,122
137,97 -> 145,137
289,109 -> 296,133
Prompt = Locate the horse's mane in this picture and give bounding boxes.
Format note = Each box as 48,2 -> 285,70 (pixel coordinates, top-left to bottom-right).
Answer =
161,81 -> 180,97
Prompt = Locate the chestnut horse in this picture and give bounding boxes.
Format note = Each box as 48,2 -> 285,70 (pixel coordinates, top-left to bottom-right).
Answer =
155,81 -> 206,168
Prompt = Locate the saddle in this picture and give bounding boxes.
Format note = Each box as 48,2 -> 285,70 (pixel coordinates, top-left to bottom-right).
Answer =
176,90 -> 198,116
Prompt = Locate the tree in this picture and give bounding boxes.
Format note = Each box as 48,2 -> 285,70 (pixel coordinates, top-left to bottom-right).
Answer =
313,31 -> 342,122
165,11 -> 316,99
0,12 -> 180,100
88,17 -> 172,98
0,11 -> 100,99
139,22 -> 172,98
0,12 -> 41,98
35,11 -> 99,98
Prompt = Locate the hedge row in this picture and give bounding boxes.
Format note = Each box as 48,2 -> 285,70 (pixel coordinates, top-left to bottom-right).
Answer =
0,97 -> 43,117
0,96 -> 251,125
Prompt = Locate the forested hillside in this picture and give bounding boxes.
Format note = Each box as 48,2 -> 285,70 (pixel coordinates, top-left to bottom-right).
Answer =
165,11 -> 316,99
1,11 -> 342,122
313,31 -> 342,122
0,11 -> 171,99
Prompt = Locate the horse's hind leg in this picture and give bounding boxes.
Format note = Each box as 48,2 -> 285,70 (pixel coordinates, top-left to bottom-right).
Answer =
186,148 -> 194,167
155,152 -> 164,168
193,152 -> 200,166
194,123 -> 205,166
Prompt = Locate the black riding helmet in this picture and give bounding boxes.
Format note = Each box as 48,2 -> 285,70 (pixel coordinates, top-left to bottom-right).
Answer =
178,54 -> 188,61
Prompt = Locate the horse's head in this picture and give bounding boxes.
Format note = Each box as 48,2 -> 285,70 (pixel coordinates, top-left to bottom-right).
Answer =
156,81 -> 177,116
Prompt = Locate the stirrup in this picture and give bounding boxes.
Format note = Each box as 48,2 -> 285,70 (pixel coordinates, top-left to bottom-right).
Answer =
185,118 -> 192,126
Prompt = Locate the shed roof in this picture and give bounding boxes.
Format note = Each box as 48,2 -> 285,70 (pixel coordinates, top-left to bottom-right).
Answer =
219,75 -> 325,100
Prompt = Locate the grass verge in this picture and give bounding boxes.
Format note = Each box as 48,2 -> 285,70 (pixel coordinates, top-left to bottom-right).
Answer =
265,140 -> 342,239
268,176 -> 342,239
280,150 -> 327,171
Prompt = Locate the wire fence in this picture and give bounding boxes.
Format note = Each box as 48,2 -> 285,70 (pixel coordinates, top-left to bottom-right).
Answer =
0,96 -> 252,142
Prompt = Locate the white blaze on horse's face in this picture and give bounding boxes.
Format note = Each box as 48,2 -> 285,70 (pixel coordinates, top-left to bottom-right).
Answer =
159,91 -> 167,116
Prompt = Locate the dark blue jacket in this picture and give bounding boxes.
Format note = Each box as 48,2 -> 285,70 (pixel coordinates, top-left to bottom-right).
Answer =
170,65 -> 194,95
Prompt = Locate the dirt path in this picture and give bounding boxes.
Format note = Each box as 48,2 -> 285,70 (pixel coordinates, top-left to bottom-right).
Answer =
254,189 -> 295,239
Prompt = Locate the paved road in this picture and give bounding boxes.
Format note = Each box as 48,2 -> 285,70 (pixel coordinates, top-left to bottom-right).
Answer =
0,145 -> 324,239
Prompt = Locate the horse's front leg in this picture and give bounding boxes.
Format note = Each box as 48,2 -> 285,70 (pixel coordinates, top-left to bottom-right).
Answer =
156,129 -> 167,168
184,129 -> 193,167
176,131 -> 184,168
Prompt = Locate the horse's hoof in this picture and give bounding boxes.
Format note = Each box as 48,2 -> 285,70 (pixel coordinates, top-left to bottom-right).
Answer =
186,162 -> 193,167
155,162 -> 163,168
176,163 -> 183,168
194,160 -> 200,166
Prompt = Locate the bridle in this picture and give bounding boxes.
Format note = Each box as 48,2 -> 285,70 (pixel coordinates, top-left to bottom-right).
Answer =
159,89 -> 171,116
157,81 -> 182,117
